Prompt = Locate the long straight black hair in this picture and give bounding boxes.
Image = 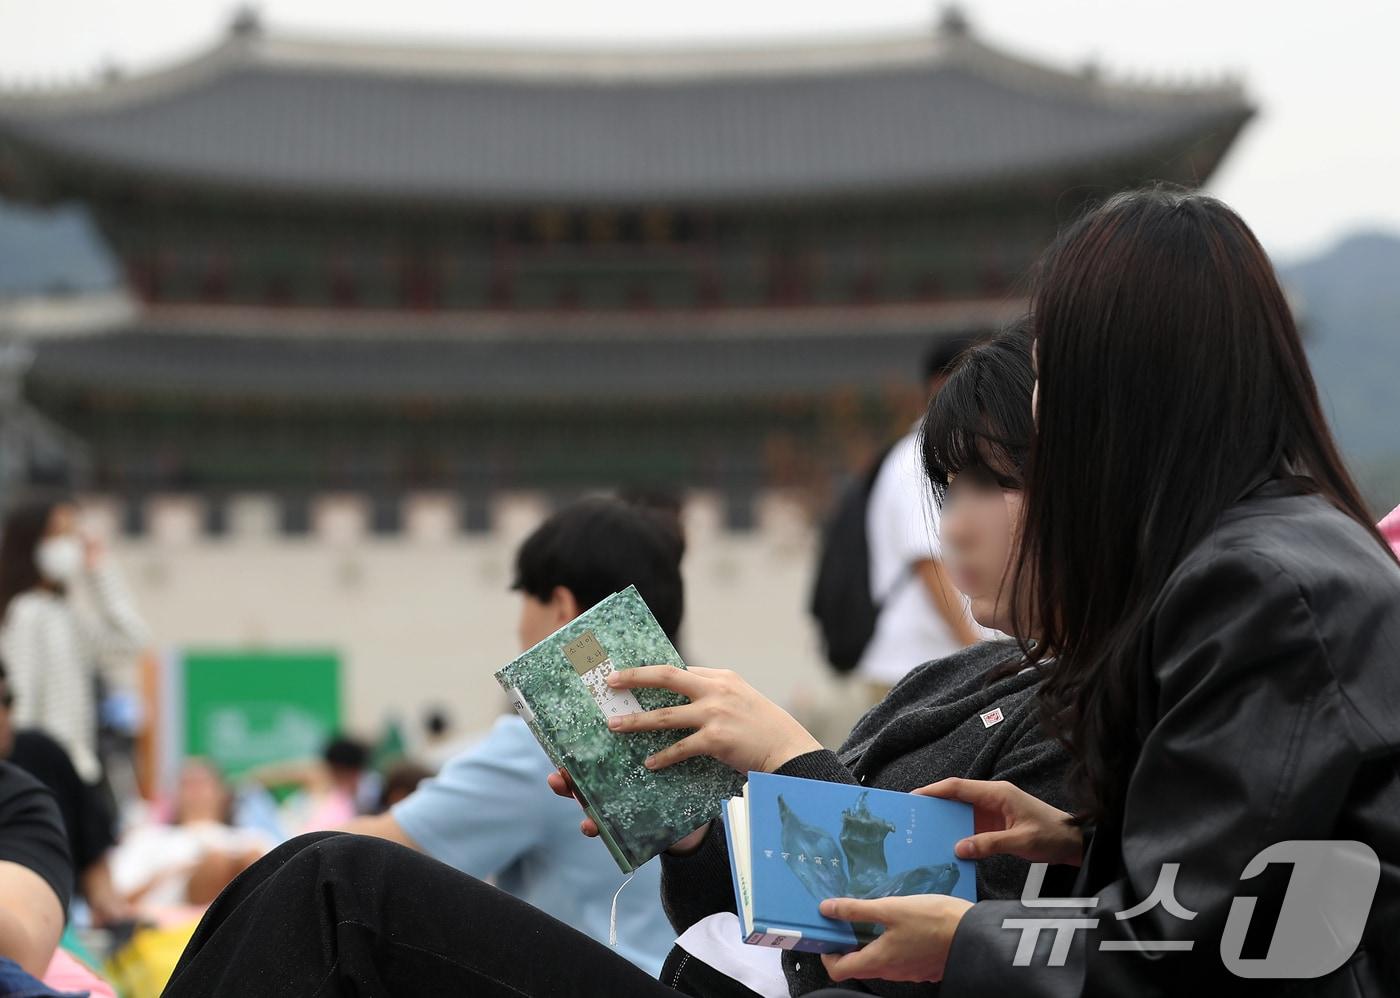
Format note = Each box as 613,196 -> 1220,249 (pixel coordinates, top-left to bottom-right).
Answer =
1013,185 -> 1392,824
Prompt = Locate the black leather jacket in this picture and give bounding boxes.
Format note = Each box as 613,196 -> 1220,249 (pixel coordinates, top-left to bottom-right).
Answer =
942,479 -> 1400,996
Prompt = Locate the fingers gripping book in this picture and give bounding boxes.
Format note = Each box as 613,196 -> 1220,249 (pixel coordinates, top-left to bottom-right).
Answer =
495,585 -> 746,873
725,772 -> 976,953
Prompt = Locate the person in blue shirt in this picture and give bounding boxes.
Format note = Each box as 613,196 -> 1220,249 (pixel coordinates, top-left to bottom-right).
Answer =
346,496 -> 685,976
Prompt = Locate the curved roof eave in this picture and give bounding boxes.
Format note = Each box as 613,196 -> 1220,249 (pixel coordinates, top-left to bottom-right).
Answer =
0,109 -> 1253,209
0,25 -> 1253,206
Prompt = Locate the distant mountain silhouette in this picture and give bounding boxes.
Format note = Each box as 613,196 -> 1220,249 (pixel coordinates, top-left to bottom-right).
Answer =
1281,230 -> 1400,513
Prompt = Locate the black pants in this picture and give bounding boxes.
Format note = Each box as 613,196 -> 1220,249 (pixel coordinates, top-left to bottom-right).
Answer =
164,832 -> 859,997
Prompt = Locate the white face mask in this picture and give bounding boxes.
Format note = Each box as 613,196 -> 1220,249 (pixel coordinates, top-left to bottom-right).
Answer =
35,535 -> 84,585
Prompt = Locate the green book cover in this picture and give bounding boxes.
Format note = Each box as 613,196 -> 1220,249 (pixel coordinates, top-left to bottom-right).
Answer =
494,585 -> 745,873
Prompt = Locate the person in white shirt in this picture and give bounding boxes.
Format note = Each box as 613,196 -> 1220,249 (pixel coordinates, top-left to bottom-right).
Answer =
110,759 -> 272,912
856,338 -> 980,691
0,496 -> 149,785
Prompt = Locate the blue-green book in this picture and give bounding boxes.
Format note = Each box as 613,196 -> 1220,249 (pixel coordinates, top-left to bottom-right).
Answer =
494,585 -> 745,873
724,771 -> 976,953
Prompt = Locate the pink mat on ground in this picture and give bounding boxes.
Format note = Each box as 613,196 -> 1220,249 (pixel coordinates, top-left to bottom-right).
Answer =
44,947 -> 117,998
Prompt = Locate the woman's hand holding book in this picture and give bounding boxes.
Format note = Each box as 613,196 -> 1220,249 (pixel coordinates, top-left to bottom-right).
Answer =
600,665 -> 824,776
818,893 -> 973,984
546,665 -> 823,856
915,778 -> 1083,867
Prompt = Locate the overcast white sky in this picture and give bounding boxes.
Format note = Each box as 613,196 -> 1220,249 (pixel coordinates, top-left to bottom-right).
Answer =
1,0 -> 1395,263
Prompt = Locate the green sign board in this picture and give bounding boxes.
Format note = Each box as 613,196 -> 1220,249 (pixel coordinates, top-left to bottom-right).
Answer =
181,649 -> 341,778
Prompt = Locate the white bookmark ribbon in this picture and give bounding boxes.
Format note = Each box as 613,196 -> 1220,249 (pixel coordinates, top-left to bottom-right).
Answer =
609,871 -> 637,947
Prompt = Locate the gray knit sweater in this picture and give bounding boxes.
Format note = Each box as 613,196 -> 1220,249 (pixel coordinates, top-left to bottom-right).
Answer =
659,640 -> 1072,998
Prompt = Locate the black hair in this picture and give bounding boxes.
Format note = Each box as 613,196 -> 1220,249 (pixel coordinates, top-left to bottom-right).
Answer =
512,496 -> 685,641
1013,185 -> 1392,825
378,760 -> 434,811
616,487 -> 687,555
423,707 -> 451,738
921,332 -> 982,385
0,493 -> 71,618
920,321 -> 1035,504
322,735 -> 370,773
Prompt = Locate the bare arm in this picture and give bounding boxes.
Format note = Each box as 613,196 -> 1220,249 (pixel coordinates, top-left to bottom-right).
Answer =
245,759 -> 329,794
341,812 -> 423,851
80,855 -> 136,926
916,558 -> 979,646
0,860 -> 63,976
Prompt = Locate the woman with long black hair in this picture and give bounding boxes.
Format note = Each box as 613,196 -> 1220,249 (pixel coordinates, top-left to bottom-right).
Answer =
810,186 -> 1400,994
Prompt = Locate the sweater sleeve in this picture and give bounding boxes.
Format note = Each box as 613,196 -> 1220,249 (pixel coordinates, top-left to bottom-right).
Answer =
3,605 -> 44,734
974,706 -> 1075,905
3,601 -> 101,783
658,816 -> 735,934
79,560 -> 151,669
659,750 -> 862,933
772,748 -> 861,788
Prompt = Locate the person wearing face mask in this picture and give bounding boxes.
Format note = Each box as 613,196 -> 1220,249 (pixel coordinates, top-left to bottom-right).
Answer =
0,496 -> 150,786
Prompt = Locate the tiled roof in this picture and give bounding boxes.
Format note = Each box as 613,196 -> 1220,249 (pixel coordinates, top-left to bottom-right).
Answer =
0,19 -> 1252,204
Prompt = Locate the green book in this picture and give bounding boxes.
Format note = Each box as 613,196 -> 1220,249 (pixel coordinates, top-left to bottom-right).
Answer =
494,585 -> 746,873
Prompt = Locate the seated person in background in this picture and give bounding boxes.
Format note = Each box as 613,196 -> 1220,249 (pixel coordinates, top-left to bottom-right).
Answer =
0,760 -> 67,980
346,496 -> 685,976
110,759 -> 271,914
252,735 -> 374,834
375,761 -> 433,812
0,657 -> 131,927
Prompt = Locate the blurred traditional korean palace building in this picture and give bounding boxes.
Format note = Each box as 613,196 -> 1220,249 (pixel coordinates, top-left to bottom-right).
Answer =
0,7 -> 1252,530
